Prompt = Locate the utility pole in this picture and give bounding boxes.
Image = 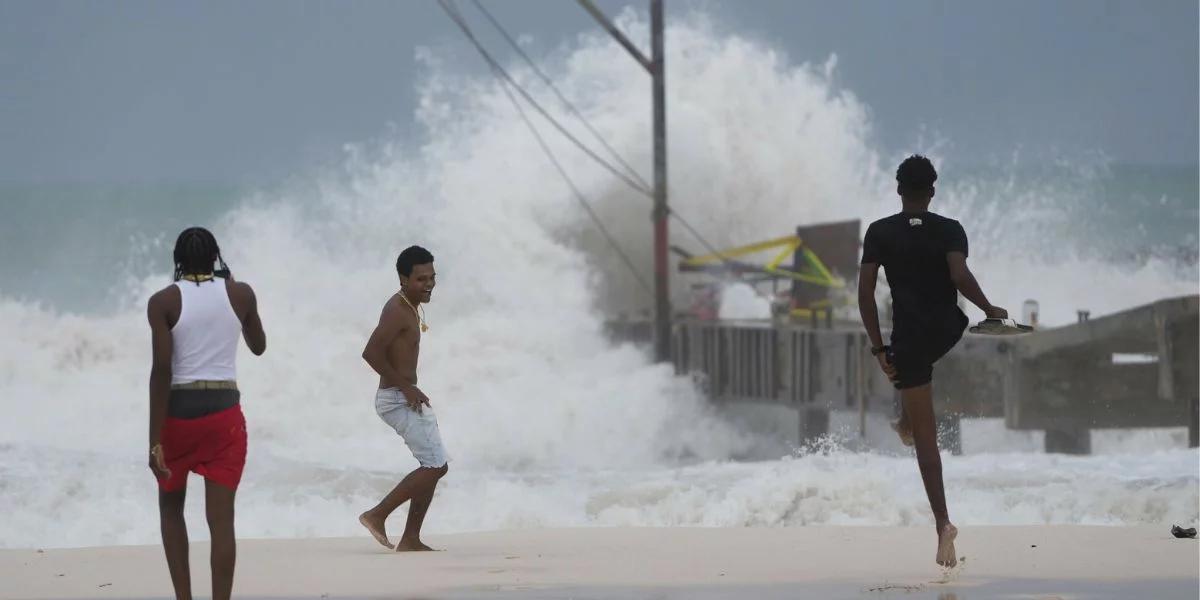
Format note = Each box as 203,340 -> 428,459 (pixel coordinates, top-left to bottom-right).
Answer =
577,0 -> 671,363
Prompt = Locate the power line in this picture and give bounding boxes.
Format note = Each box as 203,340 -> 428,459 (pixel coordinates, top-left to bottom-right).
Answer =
440,0 -> 765,300
459,1 -> 742,277
498,71 -> 654,298
437,0 -> 653,199
468,0 -> 651,191
668,209 -> 740,273
437,0 -> 653,298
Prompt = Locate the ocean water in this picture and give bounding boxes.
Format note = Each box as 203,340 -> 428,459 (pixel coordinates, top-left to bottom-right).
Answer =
1,11 -> 1197,549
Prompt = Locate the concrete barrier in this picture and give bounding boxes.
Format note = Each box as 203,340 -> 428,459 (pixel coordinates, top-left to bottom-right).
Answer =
1003,295 -> 1199,453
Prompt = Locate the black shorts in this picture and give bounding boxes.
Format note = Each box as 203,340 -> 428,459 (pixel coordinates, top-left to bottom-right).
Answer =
167,388 -> 241,419
888,310 -> 968,390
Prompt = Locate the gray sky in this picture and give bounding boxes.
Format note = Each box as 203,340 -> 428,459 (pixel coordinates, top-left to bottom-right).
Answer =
2,0 -> 1196,184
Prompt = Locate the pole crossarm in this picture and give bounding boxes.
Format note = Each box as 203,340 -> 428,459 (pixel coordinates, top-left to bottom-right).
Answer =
575,0 -> 653,72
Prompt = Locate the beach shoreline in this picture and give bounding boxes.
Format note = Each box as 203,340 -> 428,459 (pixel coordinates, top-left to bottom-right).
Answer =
4,525 -> 1197,599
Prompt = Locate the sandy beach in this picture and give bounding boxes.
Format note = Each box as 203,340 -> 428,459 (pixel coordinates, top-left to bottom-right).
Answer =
3,525 -> 1197,599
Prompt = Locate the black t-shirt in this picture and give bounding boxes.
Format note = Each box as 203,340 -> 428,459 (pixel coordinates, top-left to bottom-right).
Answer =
861,211 -> 967,336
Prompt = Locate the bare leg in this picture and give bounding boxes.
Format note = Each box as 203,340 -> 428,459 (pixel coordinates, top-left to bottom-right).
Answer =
158,487 -> 192,600
205,480 -> 237,600
902,383 -> 957,567
396,464 -> 448,552
360,466 -> 445,549
892,404 -> 914,446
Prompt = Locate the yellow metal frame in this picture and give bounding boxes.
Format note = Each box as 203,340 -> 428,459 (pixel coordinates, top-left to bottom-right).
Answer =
789,299 -> 834,319
679,235 -> 844,289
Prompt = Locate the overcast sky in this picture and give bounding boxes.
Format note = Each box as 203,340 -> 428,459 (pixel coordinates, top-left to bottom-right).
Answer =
2,0 -> 1196,184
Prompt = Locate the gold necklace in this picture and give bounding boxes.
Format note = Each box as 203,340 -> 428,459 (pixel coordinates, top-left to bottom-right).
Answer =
399,292 -> 429,332
182,273 -> 214,282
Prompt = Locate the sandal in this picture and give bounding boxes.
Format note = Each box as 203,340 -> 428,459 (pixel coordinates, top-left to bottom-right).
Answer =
969,318 -> 1034,335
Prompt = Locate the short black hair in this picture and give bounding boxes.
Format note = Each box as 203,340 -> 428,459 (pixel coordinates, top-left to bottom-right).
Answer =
896,154 -> 938,195
173,227 -> 222,281
396,245 -> 434,278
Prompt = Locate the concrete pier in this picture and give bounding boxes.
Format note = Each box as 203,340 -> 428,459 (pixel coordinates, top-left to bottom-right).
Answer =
608,295 -> 1199,453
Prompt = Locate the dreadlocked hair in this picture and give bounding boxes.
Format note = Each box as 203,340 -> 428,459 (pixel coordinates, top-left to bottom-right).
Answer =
173,227 -> 228,284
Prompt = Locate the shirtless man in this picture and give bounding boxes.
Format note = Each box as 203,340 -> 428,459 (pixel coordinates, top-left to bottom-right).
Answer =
858,156 -> 1007,568
358,245 -> 449,551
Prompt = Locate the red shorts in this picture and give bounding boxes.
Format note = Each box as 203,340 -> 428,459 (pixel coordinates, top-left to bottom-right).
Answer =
157,405 -> 247,492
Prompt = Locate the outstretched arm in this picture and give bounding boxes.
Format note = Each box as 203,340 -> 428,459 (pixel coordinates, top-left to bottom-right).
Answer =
947,252 -> 1006,319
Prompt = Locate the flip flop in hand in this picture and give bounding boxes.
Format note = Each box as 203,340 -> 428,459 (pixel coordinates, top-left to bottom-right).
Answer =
969,318 -> 1034,335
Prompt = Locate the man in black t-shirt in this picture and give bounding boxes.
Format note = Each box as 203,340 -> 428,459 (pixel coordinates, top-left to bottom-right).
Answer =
858,155 -> 1007,568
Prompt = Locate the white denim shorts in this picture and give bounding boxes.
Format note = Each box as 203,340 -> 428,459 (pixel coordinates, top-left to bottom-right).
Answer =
374,388 -> 449,468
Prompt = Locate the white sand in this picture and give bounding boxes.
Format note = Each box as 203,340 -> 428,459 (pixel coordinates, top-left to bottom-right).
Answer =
3,526 -> 1197,598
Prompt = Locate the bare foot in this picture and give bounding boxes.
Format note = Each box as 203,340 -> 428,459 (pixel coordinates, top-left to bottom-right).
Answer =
891,419 -> 914,447
936,523 -> 958,568
359,511 -> 392,549
395,538 -> 437,552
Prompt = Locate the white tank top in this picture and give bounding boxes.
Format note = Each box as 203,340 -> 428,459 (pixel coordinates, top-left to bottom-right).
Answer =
170,279 -> 241,384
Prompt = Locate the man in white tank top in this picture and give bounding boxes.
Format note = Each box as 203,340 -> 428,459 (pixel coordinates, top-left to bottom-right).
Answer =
146,227 -> 266,600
